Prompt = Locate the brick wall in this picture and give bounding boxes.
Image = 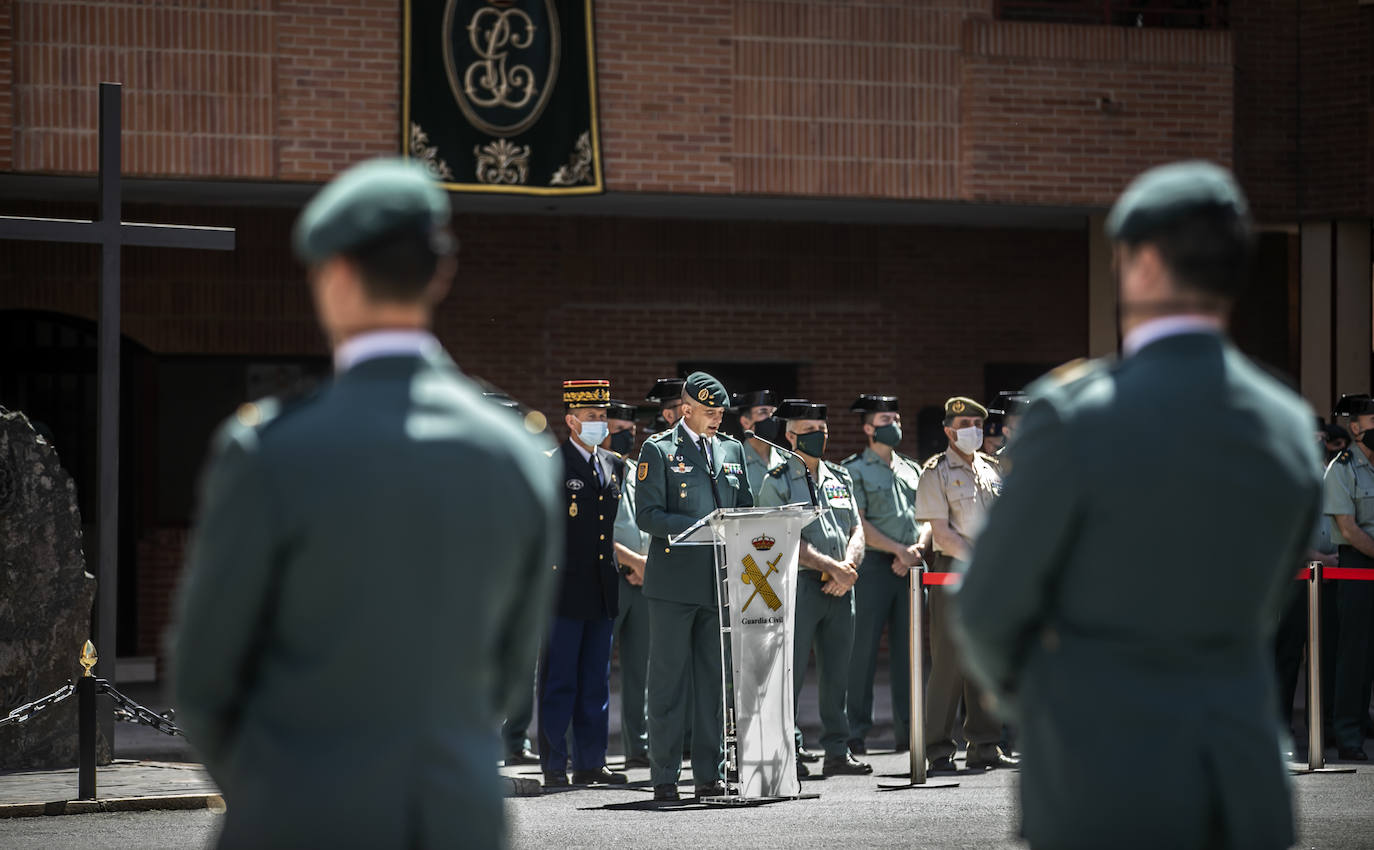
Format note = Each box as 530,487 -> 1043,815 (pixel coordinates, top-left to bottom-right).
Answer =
0,0 -> 12,172
1232,0 -> 1299,222
3,209 -> 1085,661
2,0 -> 1247,207
1295,0 -> 1372,219
961,19 -> 1233,205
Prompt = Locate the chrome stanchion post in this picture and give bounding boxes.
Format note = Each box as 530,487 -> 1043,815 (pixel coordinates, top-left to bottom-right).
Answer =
1293,561 -> 1355,775
878,562 -> 957,791
909,563 -> 927,783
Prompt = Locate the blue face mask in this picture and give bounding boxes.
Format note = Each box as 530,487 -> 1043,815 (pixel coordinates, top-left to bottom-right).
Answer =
578,420 -> 609,448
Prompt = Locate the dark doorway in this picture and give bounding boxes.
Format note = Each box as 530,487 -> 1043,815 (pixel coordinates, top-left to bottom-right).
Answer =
0,310 -> 148,655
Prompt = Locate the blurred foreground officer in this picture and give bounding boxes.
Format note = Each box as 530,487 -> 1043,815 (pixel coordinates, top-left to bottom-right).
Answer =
914,396 -> 1012,773
539,381 -> 628,787
957,161 -> 1321,850
842,394 -> 923,753
1323,393 -> 1374,761
608,401 -> 652,769
172,158 -> 560,850
756,401 -> 870,776
636,372 -> 753,801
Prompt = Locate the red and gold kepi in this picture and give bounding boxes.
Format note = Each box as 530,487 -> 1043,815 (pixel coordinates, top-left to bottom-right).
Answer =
563,379 -> 611,409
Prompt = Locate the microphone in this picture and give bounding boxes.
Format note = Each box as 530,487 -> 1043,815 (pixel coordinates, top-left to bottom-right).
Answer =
743,430 -> 819,508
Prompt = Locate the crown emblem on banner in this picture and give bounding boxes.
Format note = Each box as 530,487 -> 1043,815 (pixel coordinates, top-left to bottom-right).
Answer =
751,534 -> 776,551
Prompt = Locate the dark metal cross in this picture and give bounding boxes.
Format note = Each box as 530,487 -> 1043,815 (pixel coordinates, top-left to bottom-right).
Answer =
0,82 -> 235,747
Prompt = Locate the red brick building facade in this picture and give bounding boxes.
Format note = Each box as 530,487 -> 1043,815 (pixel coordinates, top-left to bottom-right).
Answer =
0,0 -> 1370,663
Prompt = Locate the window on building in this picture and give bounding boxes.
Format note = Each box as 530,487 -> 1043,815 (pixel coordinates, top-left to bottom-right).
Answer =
995,0 -> 1229,30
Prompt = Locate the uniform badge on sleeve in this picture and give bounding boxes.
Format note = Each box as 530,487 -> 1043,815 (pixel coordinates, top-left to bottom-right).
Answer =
638,461 -> 649,481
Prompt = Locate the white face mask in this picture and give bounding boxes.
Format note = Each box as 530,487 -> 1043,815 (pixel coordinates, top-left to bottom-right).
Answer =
578,420 -> 609,448
954,426 -> 983,455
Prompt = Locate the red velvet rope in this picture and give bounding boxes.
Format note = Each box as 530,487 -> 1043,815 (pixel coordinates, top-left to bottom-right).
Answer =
1296,566 -> 1374,581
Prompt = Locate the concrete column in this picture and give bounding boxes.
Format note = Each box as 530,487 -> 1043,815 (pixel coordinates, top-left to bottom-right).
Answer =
1086,214 -> 1117,358
1300,220 -> 1372,416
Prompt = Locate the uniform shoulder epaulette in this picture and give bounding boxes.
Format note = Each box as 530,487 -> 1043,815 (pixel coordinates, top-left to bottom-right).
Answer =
543,448 -> 558,458
231,386 -> 319,433
840,452 -> 861,466
922,452 -> 945,471
976,450 -> 998,462
767,461 -> 789,479
1336,449 -> 1353,465
823,459 -> 848,478
895,451 -> 919,466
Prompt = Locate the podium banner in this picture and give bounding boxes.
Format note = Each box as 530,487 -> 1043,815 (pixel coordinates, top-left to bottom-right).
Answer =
710,508 -> 815,799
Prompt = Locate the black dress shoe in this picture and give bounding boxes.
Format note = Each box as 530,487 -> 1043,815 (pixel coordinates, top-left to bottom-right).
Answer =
623,754 -> 651,769
927,756 -> 958,774
505,747 -> 539,766
797,747 -> 823,763
966,747 -> 1021,770
571,766 -> 629,785
822,753 -> 873,776
543,772 -> 570,787
653,783 -> 680,801
1337,747 -> 1369,761
796,758 -> 811,778
694,781 -> 726,798
847,738 -> 867,755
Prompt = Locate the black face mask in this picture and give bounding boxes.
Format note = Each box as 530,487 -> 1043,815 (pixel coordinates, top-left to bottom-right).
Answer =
752,416 -> 787,445
608,429 -> 635,456
1361,431 -> 1374,452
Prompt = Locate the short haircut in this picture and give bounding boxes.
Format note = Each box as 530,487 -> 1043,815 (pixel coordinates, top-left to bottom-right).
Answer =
1127,207 -> 1254,301
860,412 -> 878,427
346,228 -> 456,303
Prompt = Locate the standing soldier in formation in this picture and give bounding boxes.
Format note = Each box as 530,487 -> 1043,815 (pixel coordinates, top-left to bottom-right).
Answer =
987,391 -> 1028,474
172,158 -> 561,848
914,396 -> 1014,773
842,394 -> 924,754
608,400 -> 652,769
958,160 -> 1319,850
732,389 -> 783,495
757,401 -> 871,776
1323,393 -> 1374,761
539,380 -> 629,787
635,372 -> 754,801
646,378 -> 686,432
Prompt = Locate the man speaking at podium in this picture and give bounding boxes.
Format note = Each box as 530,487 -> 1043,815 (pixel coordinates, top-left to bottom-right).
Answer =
635,371 -> 753,801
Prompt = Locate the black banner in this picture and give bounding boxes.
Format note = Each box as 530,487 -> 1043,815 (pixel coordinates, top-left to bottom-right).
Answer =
403,0 -> 603,195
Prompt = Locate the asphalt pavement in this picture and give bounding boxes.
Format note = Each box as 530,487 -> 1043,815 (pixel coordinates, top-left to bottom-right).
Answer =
1,665 -> 1372,848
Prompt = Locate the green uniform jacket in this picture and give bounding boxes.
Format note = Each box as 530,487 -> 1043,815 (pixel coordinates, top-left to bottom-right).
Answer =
635,422 -> 753,608
957,333 -> 1320,850
842,446 -> 923,549
171,350 -> 560,850
757,458 -> 858,564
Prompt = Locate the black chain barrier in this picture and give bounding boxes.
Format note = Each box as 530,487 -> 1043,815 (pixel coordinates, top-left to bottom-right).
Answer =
0,679 -> 181,736
0,682 -> 76,728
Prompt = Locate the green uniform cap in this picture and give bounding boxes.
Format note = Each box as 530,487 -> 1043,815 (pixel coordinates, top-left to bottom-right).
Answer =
1105,160 -> 1248,243
293,158 -> 451,265
684,371 -> 729,408
945,396 -> 988,419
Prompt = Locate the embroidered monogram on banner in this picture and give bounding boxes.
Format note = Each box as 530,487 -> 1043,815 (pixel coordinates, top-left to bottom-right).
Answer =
403,0 -> 603,195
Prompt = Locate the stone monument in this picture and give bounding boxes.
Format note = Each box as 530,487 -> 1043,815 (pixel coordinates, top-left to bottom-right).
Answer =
0,406 -> 110,768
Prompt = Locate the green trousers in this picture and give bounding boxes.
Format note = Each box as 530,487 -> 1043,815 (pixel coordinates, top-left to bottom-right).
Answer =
846,550 -> 910,747
925,561 -> 1001,761
613,576 -> 650,760
646,597 -> 723,786
794,574 -> 856,758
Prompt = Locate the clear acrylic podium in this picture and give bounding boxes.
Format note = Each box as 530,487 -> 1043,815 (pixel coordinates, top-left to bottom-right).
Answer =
671,504 -> 820,804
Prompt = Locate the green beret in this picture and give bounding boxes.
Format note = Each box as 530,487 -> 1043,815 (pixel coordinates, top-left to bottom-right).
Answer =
293,158 -> 451,265
944,397 -> 988,419
684,371 -> 729,408
1105,160 -> 1248,243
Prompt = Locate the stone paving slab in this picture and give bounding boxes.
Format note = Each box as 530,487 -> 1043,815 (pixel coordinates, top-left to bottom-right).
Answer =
0,761 -> 219,817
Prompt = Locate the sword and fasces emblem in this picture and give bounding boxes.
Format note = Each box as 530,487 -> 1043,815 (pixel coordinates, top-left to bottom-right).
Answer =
741,553 -> 783,612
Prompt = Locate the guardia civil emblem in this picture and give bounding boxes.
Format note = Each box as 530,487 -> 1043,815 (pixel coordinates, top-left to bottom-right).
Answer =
442,0 -> 559,138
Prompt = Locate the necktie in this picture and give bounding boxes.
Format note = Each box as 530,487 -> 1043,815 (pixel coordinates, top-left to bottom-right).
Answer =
699,437 -> 712,470
591,452 -> 603,487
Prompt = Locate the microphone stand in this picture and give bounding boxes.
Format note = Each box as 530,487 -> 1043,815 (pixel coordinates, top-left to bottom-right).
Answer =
743,430 -> 819,507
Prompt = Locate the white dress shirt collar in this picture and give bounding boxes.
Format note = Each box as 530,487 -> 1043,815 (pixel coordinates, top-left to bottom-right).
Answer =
334,329 -> 439,373
1121,314 -> 1223,358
